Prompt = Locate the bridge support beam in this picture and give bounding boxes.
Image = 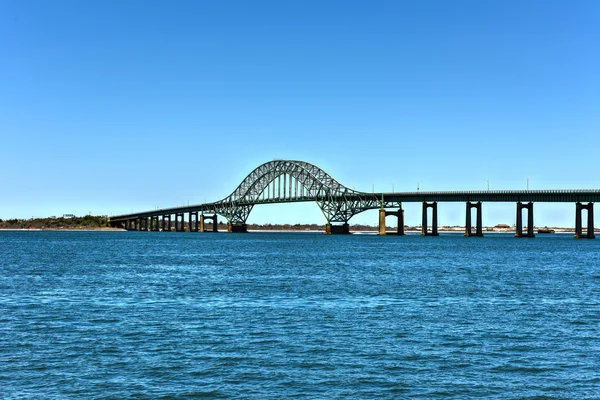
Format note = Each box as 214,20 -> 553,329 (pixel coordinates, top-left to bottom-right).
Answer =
421,201 -> 439,236
189,212 -> 198,232
151,216 -> 159,231
140,218 -> 149,232
228,223 -> 248,233
161,215 -> 171,232
575,202 -> 595,239
199,214 -> 218,232
465,201 -> 483,237
326,223 -> 350,234
378,209 -> 386,235
379,207 -> 404,235
175,213 -> 184,232
326,223 -> 349,234
516,202 -> 535,238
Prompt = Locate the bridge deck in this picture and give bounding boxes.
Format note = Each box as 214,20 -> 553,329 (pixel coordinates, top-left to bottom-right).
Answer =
109,190 -> 600,222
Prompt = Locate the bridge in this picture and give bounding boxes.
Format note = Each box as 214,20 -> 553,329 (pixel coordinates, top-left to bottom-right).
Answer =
109,160 -> 599,238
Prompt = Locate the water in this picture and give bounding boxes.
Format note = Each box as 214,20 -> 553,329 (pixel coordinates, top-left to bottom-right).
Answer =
1,231 -> 600,398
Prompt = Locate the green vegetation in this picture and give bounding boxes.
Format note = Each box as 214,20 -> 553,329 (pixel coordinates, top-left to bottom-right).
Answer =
0,215 -> 112,230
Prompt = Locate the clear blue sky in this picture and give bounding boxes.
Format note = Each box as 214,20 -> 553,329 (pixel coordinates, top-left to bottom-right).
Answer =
1,0 -> 599,227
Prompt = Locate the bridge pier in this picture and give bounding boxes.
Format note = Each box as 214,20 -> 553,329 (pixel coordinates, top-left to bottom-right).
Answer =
140,218 -> 149,232
516,202 -> 535,238
228,223 -> 248,233
575,202 -> 595,239
421,201 -> 439,236
175,213 -> 184,232
326,223 -> 350,234
465,201 -> 483,237
199,214 -> 218,232
379,207 -> 404,235
189,212 -> 198,232
151,216 -> 159,231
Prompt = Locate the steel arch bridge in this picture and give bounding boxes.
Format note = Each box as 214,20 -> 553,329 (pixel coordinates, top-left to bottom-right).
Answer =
109,159 -> 600,236
206,160 -> 391,224
110,160 -> 394,227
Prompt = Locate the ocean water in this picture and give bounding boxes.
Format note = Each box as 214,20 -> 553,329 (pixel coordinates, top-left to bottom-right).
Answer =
1,231 -> 600,399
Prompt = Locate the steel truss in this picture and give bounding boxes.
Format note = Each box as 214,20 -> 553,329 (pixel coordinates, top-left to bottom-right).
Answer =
209,160 -> 396,224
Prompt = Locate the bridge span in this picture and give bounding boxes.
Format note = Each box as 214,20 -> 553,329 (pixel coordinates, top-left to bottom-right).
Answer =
109,160 -> 599,238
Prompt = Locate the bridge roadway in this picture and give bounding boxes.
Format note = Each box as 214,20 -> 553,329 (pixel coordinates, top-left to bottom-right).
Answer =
108,160 -> 598,238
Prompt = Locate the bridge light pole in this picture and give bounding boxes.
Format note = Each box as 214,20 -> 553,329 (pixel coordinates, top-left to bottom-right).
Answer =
484,179 -> 489,191
391,183 -> 394,192
527,177 -> 530,191
417,181 -> 423,192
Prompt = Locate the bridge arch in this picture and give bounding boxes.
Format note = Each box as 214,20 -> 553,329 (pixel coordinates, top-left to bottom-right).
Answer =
210,160 -> 378,224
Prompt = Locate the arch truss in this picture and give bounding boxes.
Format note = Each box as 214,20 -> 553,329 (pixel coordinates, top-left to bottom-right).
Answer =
207,160 -> 394,224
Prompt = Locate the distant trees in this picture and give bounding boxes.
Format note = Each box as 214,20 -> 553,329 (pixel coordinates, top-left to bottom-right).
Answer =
0,215 -> 111,230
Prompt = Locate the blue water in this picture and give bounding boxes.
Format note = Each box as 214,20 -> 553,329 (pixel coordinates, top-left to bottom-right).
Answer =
1,231 -> 600,398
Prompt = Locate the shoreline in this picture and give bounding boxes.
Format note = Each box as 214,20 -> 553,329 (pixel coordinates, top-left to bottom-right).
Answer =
0,228 -> 588,234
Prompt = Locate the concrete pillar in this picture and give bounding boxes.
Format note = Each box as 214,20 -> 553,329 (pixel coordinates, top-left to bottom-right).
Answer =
175,213 -> 184,232
588,203 -> 595,239
378,209 -> 386,235
575,202 -> 595,239
192,212 -> 199,232
422,202 -> 439,236
398,208 -> 405,236
465,202 -> 484,237
465,202 -> 472,237
328,223 -> 350,234
325,223 -> 331,235
212,215 -> 218,232
516,202 -> 523,237
200,214 -> 205,232
228,223 -> 248,233
476,202 -> 483,236
516,202 -> 534,238
421,202 -> 428,236
575,202 -> 582,238
432,202 -> 438,236
527,202 -> 534,237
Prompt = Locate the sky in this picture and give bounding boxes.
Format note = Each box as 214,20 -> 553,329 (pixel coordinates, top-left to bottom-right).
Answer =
1,0 -> 599,227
